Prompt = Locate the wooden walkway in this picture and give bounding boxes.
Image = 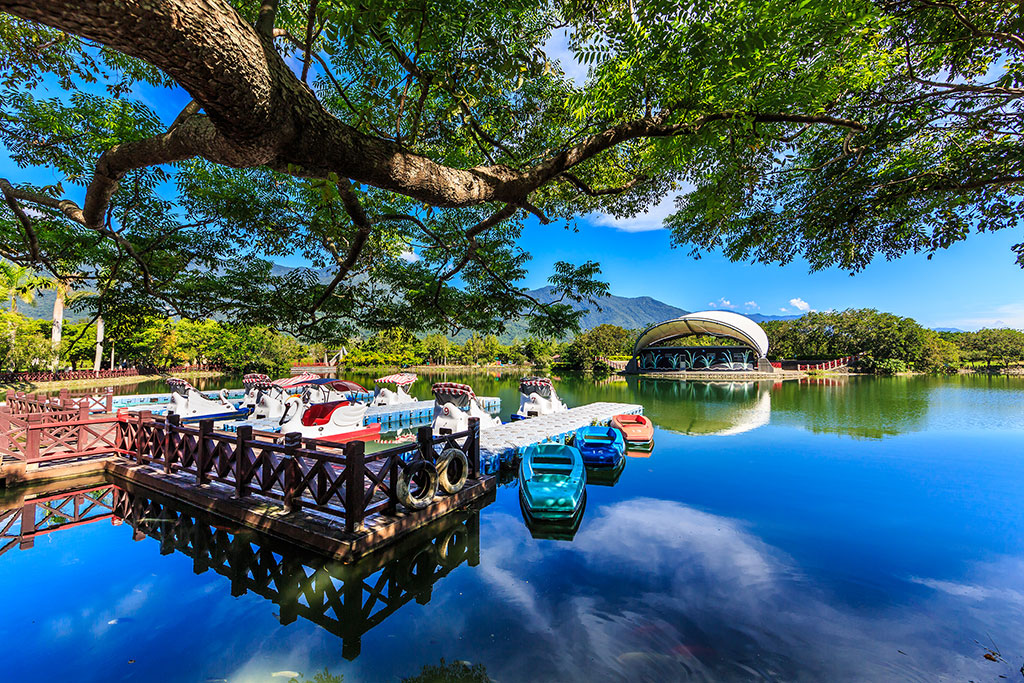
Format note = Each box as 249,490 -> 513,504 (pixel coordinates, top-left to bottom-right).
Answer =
1,391 -> 494,561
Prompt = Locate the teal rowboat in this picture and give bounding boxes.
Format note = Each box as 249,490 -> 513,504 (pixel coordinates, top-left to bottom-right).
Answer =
518,443 -> 587,521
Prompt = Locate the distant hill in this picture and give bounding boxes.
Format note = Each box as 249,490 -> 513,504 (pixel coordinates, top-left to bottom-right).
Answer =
16,266 -> 801,339
933,327 -> 965,333
526,285 -> 691,331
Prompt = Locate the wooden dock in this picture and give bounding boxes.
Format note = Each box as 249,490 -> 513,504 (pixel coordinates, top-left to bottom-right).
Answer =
479,401 -> 644,466
1,390 -> 495,561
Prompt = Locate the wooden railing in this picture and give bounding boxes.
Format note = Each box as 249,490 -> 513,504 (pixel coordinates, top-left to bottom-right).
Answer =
0,368 -> 141,383
117,412 -> 481,531
0,405 -> 122,464
3,389 -> 114,415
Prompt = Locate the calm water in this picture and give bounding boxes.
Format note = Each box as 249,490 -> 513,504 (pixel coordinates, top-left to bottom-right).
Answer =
6,373 -> 1024,682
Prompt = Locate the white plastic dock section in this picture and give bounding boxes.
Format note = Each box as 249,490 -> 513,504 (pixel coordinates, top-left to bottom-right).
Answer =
363,397 -> 500,430
479,401 -> 643,465
218,396 -> 502,434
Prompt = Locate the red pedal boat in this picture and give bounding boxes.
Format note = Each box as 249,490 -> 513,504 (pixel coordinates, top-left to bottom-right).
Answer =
610,414 -> 654,444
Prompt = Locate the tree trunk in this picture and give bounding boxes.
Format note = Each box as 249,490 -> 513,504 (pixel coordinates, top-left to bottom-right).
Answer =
93,316 -> 105,373
50,283 -> 65,370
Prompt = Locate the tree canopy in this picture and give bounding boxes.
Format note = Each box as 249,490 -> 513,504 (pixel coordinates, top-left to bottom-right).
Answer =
0,0 -> 1020,341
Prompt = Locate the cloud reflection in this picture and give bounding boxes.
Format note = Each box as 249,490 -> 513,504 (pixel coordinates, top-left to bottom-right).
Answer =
467,498 -> 1024,682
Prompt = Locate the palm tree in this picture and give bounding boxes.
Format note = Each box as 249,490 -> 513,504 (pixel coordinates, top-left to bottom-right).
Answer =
0,260 -> 55,313
50,277 -> 94,370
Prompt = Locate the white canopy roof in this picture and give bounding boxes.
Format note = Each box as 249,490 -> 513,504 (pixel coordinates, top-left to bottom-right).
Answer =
633,310 -> 770,358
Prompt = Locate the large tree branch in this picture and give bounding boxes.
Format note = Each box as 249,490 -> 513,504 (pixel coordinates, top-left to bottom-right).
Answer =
0,0 -> 869,223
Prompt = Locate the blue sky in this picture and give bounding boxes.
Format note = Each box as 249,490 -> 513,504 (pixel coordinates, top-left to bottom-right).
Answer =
516,209 -> 1024,330
3,38 -> 1022,331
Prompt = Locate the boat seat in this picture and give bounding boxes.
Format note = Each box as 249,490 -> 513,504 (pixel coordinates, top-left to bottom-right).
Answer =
301,400 -> 349,426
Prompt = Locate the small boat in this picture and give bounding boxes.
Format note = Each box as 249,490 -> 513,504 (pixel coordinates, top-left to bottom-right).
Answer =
431,382 -> 502,435
276,396 -> 381,443
371,372 -> 418,406
518,443 -> 586,521
573,425 -> 625,467
610,413 -> 654,445
298,378 -> 369,404
510,376 -> 567,421
165,378 -> 248,421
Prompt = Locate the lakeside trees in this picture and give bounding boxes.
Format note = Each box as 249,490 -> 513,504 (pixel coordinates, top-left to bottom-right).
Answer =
0,1 -> 1021,342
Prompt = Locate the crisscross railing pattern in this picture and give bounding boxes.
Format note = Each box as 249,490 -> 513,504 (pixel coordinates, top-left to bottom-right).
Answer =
118,412 -> 483,531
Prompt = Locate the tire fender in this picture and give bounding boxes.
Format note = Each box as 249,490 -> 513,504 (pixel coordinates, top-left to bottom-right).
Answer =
435,448 -> 469,495
396,459 -> 438,510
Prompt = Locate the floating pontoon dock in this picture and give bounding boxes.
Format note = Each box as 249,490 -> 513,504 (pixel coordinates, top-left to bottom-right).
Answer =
114,389 -> 375,410
479,401 -> 643,466
218,396 -> 501,434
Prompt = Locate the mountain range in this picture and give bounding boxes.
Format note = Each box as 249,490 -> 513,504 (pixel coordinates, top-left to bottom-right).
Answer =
17,277 -> 800,336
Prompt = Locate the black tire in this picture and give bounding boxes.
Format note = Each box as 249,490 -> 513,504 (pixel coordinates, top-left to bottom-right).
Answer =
435,448 -> 469,495
396,460 -> 438,510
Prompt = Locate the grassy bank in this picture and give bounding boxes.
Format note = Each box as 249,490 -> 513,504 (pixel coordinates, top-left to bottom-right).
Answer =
343,363 -> 539,374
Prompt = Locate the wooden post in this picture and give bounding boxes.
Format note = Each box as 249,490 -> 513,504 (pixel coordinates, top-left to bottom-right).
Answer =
416,425 -> 433,463
386,447 -> 401,515
468,510 -> 481,567
76,404 -> 89,453
282,432 -> 302,513
25,414 -> 42,463
344,440 -> 365,533
468,416 -> 480,479
136,411 -> 150,464
165,414 -> 180,474
197,419 -> 213,486
234,425 -> 252,498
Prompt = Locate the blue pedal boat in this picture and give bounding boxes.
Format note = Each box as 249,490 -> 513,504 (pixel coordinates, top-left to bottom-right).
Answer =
574,425 -> 625,467
518,443 -> 587,521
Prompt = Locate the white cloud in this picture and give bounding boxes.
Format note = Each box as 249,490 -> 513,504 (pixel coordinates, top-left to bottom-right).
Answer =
589,190 -> 692,233
779,307 -> 789,313
789,297 -> 811,312
744,301 -> 758,310
707,297 -> 731,309
399,249 -> 420,263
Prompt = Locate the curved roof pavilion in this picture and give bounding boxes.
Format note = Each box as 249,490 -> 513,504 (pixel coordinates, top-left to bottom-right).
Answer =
633,311 -> 770,359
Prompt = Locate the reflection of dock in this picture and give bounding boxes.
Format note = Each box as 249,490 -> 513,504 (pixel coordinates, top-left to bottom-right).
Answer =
1,480 -> 484,659
480,402 -> 643,464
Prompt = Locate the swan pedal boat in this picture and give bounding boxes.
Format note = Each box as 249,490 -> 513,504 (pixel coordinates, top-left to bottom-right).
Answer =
573,425 -> 626,467
510,376 -> 567,421
165,378 -> 248,421
610,414 -> 654,445
371,372 -> 418,407
273,396 -> 380,443
431,382 -> 501,436
518,443 -> 586,521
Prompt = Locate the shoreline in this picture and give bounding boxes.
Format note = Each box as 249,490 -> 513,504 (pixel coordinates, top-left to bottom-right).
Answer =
1,370 -> 229,393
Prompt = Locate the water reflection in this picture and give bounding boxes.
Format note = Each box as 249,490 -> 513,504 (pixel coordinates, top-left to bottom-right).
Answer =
467,498 -> 1024,682
1,478 -> 482,662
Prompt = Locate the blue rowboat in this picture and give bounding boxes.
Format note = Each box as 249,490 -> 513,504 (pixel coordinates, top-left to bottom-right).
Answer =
574,425 -> 625,467
518,443 -> 586,521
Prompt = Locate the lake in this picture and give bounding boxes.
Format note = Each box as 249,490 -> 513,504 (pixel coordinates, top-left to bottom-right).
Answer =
5,373 -> 1024,682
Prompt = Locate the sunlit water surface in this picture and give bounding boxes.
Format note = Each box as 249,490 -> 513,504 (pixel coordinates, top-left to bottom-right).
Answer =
7,373 -> 1024,682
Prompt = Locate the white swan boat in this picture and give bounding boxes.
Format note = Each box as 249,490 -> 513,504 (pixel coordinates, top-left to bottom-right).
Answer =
275,395 -> 380,442
431,382 -> 502,435
511,376 -> 567,420
371,372 -> 418,406
166,378 -> 248,421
